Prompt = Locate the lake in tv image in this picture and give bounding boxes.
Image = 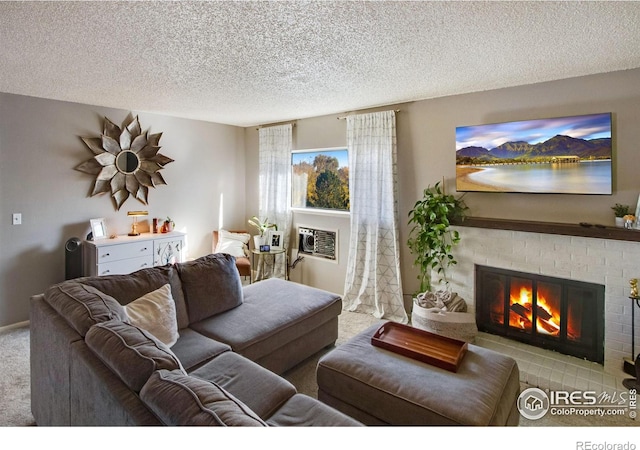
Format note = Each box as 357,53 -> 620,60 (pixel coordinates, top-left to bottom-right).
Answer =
455,113 -> 612,194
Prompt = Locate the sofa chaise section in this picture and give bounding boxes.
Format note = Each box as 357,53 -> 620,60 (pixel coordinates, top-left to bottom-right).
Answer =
190,278 -> 342,374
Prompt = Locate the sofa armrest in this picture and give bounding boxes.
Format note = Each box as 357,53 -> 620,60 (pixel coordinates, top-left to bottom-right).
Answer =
30,294 -> 82,426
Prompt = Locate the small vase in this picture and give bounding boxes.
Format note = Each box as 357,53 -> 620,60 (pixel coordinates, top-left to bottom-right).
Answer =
253,235 -> 266,249
615,217 -> 624,228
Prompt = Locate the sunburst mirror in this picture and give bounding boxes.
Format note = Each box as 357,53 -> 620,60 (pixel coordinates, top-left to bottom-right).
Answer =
75,115 -> 174,210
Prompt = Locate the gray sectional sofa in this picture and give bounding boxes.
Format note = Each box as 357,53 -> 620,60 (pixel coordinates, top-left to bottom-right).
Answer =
30,253 -> 361,426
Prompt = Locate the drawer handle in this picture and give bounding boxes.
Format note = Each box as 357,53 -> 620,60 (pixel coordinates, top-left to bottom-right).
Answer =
102,253 -> 110,258
101,270 -> 110,275
141,263 -> 148,267
141,247 -> 148,251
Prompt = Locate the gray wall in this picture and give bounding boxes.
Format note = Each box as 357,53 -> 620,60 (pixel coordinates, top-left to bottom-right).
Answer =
244,68 -> 640,304
0,93 -> 245,327
2,67 -> 639,327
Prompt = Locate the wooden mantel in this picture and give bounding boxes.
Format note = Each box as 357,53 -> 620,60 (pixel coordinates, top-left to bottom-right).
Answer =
454,217 -> 640,243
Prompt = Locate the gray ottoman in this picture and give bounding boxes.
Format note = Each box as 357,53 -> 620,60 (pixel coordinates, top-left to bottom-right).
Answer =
317,323 -> 520,426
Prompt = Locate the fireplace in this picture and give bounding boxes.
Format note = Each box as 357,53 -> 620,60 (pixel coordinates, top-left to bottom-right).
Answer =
475,265 -> 605,364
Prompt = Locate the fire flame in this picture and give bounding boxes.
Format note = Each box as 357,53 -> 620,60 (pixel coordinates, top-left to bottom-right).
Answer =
509,286 -> 561,336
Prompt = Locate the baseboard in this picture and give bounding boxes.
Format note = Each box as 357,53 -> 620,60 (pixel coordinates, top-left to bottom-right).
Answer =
0,320 -> 29,333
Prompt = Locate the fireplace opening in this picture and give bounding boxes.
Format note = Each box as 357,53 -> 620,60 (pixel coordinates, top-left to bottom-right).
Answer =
475,265 -> 604,364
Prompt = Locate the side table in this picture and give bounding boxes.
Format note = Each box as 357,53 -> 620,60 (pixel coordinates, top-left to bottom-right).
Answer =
250,248 -> 287,283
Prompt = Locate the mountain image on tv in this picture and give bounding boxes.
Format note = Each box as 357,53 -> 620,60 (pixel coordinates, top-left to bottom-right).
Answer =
455,113 -> 612,194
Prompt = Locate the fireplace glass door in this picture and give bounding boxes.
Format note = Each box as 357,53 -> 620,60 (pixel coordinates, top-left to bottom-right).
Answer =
475,265 -> 604,363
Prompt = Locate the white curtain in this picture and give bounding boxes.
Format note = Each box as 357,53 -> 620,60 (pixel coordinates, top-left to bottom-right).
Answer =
257,124 -> 292,279
342,111 -> 408,323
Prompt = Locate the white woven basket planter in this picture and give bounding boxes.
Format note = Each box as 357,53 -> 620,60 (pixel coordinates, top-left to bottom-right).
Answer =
411,303 -> 478,343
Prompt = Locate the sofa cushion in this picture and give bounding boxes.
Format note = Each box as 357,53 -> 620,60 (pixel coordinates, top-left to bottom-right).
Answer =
44,282 -> 127,336
170,328 -> 231,372
140,369 -> 268,426
190,351 -> 296,419
123,284 -> 179,347
85,320 -> 184,393
176,253 -> 243,323
266,394 -> 363,426
80,265 -> 189,330
190,278 -> 341,362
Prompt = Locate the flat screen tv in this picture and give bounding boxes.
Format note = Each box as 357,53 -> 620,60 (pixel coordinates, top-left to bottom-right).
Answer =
455,112 -> 612,194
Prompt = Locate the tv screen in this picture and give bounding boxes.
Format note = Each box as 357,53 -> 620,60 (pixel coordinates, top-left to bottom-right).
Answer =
455,113 -> 612,194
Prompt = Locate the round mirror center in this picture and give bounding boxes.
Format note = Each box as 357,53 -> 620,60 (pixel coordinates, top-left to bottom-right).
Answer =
116,150 -> 140,174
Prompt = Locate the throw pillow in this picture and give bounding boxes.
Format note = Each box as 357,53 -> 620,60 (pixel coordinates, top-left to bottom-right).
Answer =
86,320 -> 184,393
80,265 -> 189,330
140,369 -> 268,426
124,284 -> 179,347
44,282 -> 127,336
175,254 -> 243,323
215,230 -> 250,258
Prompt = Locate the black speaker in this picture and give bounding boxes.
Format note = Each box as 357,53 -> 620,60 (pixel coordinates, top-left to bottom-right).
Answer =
65,237 -> 83,280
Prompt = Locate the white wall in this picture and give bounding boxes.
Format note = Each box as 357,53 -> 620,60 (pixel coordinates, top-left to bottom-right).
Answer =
0,93 -> 245,327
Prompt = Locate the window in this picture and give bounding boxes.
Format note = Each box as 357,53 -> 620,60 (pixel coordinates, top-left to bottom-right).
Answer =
291,148 -> 349,211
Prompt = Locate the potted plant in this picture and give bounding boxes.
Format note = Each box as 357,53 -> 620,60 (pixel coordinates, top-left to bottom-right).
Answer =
612,203 -> 631,228
162,217 -> 175,233
407,181 -> 468,294
248,216 -> 277,248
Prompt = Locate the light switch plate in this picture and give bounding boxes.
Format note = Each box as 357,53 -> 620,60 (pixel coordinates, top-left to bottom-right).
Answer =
12,213 -> 22,225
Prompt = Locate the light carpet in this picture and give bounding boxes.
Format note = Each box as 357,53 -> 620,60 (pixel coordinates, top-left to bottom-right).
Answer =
1,312 -> 636,427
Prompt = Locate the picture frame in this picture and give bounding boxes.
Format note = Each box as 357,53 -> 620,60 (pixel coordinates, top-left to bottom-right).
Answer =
635,194 -> 640,230
269,230 -> 284,251
90,218 -> 108,240
455,112 -> 612,195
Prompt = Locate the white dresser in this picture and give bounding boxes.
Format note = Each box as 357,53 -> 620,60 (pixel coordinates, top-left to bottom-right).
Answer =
83,231 -> 186,277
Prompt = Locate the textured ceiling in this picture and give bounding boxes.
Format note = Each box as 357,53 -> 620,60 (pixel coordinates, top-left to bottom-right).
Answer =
2,1 -> 640,127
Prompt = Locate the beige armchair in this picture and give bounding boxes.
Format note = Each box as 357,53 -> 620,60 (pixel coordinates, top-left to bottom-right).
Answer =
212,230 -> 251,278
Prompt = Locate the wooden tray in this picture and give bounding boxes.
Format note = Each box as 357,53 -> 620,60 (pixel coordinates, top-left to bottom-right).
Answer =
371,321 -> 468,372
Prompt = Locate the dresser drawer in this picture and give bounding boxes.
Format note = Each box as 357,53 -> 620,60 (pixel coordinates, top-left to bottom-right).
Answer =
96,242 -> 153,264
96,255 -> 154,276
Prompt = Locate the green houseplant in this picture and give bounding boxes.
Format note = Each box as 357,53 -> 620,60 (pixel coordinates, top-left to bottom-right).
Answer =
407,181 -> 468,294
612,203 -> 631,217
612,203 -> 631,228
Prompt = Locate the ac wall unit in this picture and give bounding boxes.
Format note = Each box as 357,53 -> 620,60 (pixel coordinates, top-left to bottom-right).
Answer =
298,227 -> 337,260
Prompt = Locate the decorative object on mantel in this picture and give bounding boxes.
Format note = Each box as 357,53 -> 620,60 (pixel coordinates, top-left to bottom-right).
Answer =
75,114 -> 174,210
407,180 -> 468,293
623,214 -> 636,230
612,203 -> 632,228
635,194 -> 640,230
127,210 -> 148,236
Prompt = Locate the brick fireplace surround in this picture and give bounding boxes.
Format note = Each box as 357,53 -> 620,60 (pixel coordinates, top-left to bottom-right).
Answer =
447,219 -> 640,392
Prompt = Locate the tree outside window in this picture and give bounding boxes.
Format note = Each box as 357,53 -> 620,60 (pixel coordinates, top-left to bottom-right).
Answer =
292,149 -> 349,211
